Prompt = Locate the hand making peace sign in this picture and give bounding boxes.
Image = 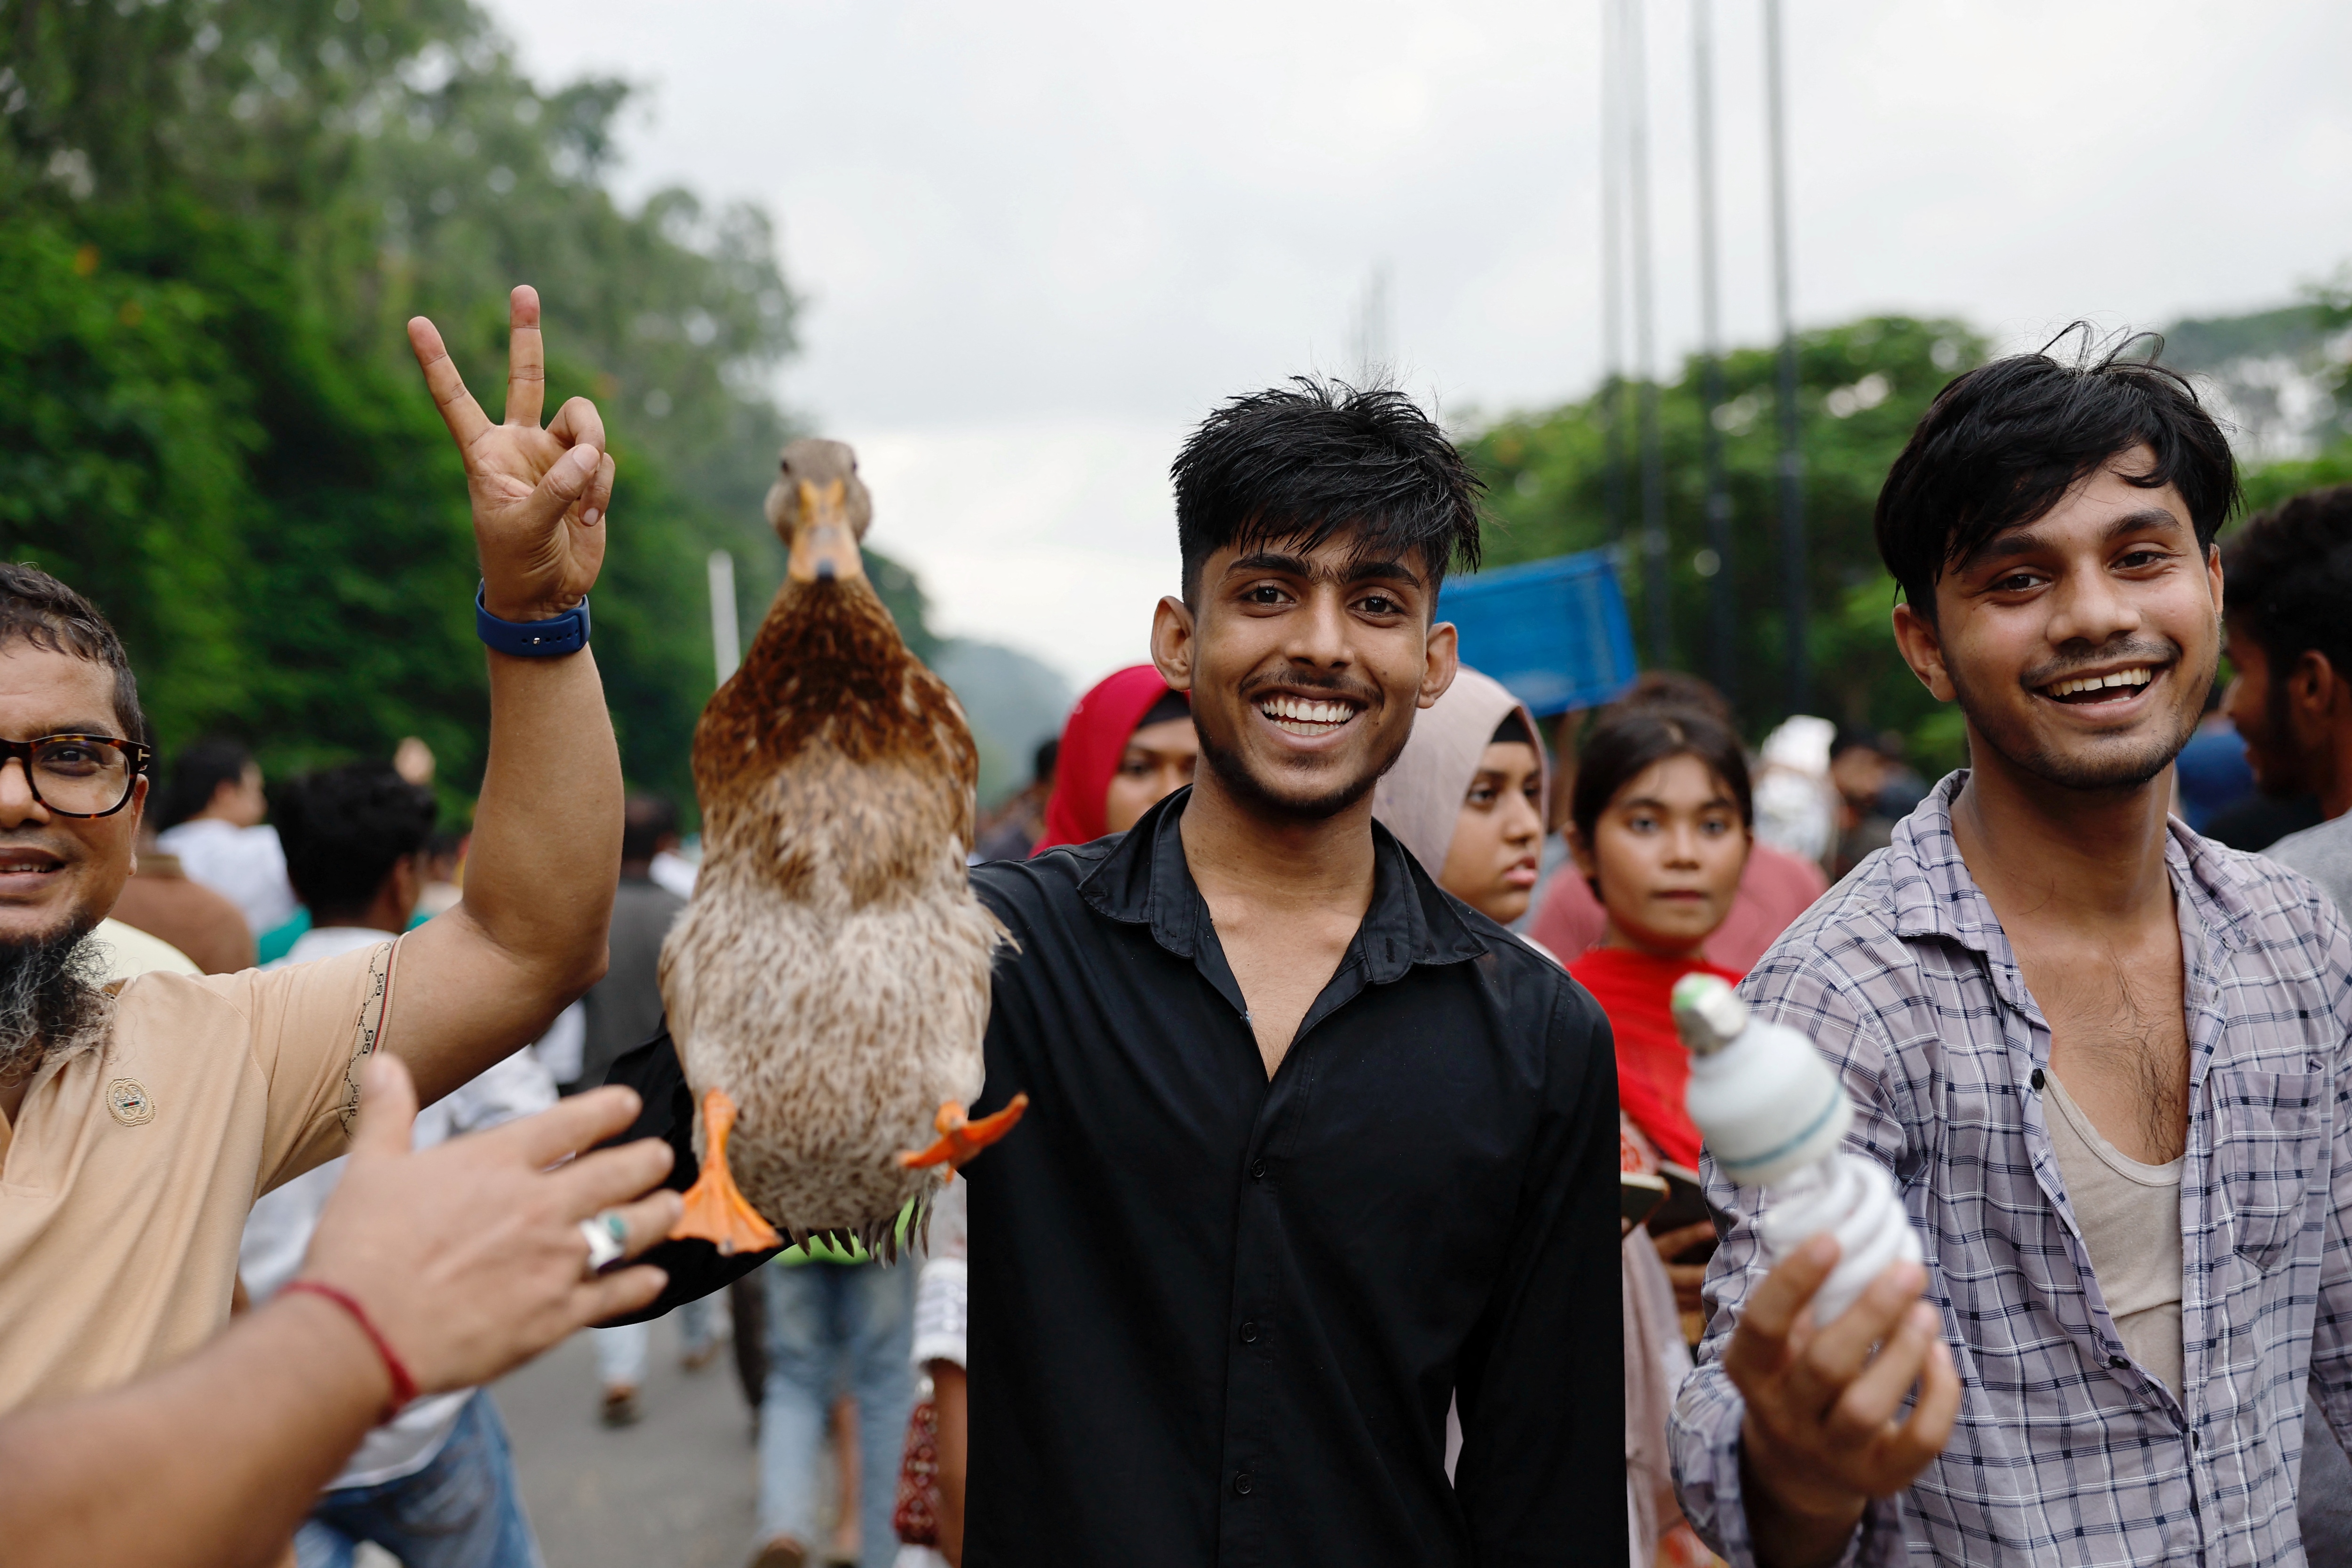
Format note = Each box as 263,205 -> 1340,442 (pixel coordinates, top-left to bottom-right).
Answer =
407,285 -> 614,623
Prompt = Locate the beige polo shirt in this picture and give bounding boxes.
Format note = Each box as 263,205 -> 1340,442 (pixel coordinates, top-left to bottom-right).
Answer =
0,939 -> 396,1412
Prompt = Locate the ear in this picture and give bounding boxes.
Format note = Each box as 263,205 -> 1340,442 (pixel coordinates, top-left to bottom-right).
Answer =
1150,596 -> 1197,692
1419,620 -> 1461,710
2289,649 -> 2339,723
1890,600 -> 1956,703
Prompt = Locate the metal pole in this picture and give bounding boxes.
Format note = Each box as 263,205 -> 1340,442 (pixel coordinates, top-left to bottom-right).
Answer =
1693,0 -> 1734,704
707,549 -> 741,686
1599,0 -> 1628,549
1765,0 -> 1807,715
1626,0 -> 1670,668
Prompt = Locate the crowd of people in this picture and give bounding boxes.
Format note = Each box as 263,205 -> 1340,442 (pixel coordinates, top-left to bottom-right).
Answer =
13,278 -> 2352,1568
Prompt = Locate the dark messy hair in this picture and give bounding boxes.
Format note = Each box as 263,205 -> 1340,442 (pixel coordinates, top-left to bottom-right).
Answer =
275,765 -> 437,923
1875,328 -> 2239,619
1170,377 -> 1484,607
2222,485 -> 2352,689
622,794 -> 679,865
156,736 -> 255,830
0,562 -> 145,748
1570,704 -> 1753,868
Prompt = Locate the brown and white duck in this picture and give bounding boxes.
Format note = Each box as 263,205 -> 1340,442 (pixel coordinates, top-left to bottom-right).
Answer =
661,438 -> 1025,1257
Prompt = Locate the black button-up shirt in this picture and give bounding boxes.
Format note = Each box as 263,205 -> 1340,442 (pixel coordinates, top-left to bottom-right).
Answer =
962,790 -> 1624,1567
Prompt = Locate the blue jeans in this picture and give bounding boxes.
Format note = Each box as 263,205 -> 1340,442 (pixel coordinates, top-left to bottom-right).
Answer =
295,1392 -> 541,1568
759,1259 -> 916,1567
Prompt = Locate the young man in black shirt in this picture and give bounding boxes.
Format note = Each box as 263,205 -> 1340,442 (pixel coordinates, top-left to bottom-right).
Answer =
620,380 -> 1623,1566
954,382 -> 1621,1565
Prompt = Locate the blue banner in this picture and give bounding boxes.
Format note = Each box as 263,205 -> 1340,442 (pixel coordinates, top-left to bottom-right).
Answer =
1436,549 -> 1638,716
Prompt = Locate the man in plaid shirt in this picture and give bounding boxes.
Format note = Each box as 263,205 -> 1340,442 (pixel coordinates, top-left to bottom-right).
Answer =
1672,339 -> 2352,1565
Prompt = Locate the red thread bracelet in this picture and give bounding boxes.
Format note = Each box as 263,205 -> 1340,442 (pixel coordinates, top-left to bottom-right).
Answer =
284,1280 -> 419,1423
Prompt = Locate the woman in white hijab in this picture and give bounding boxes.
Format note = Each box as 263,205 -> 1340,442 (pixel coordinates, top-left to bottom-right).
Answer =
1370,666 -> 1547,925
1373,666 -> 1700,1568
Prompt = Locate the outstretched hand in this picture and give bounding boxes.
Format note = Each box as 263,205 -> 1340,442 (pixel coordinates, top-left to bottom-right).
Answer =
298,1054 -> 680,1396
409,285 -> 614,622
1725,1234 -> 1959,1568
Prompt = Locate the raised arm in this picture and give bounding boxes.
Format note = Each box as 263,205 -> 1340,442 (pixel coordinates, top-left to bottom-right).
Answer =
390,286 -> 625,1106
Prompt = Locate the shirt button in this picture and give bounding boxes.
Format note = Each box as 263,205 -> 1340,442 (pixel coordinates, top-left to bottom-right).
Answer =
2109,1355 -> 2129,1369
1240,1321 -> 1260,1344
1233,1472 -> 1254,1496
1248,1159 -> 1267,1181
2031,1067 -> 2046,1091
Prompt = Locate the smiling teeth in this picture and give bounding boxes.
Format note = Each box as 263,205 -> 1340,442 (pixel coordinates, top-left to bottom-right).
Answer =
1260,695 -> 1355,730
2048,667 -> 2154,697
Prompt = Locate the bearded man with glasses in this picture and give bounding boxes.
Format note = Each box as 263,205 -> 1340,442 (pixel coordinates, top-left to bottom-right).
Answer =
0,285 -> 644,1424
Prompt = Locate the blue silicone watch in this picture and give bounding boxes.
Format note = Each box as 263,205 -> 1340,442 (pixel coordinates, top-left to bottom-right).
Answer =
475,584 -> 591,658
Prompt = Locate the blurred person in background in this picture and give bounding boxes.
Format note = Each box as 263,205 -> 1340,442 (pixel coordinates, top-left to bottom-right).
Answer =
152,734 -> 299,938
2173,685 -> 2258,834
893,1181 -> 970,1568
2222,485 -> 2352,883
109,817 -> 256,974
2215,483 -> 2352,1563
1026,665 -> 1194,853
239,764 -> 558,1568
752,1231 -> 917,1568
414,829 -> 468,920
582,793 -> 718,1425
578,795 -> 687,1095
1564,706 -> 1755,1328
1828,728 -> 1925,880
972,738 -> 1057,863
1369,666 -> 1546,927
1531,675 -> 1826,969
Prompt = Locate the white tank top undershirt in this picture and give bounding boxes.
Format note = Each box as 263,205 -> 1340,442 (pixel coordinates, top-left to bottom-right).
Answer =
2044,1068 -> 2185,1397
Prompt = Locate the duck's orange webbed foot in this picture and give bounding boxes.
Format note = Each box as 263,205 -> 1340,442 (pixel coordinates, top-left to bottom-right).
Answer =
670,1089 -> 783,1257
897,1093 -> 1030,1182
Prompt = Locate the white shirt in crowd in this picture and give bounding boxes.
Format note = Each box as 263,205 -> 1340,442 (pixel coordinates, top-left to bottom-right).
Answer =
154,818 -> 299,936
238,924 -> 558,1489
896,1180 -> 969,1568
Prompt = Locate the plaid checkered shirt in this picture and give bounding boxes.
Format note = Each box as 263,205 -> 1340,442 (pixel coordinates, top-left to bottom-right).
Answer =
1671,772 -> 2352,1566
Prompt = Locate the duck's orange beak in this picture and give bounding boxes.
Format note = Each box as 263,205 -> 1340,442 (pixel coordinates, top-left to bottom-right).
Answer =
787,478 -> 865,586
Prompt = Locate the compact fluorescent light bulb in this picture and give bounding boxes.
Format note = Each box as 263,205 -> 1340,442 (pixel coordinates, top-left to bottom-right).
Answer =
1671,973 -> 1923,1326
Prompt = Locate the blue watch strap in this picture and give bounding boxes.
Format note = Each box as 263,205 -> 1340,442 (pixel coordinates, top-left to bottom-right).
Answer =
475,584 -> 590,658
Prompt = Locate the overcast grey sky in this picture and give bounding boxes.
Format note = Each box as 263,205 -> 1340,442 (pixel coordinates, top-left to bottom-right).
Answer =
487,0 -> 2352,685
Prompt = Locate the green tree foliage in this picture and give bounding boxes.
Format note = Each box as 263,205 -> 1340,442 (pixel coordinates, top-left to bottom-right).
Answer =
0,0 -> 934,818
1465,317 -> 1986,766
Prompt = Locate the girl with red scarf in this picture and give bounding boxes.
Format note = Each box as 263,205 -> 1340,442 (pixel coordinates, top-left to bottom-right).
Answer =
1030,666 -> 1195,854
1565,705 -> 1755,1330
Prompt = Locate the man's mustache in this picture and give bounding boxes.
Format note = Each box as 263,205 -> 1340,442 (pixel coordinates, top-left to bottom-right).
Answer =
2018,638 -> 2178,691
1236,666 -> 1384,709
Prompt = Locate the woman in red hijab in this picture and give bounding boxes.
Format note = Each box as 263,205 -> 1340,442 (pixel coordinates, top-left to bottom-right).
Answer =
1031,666 -> 1196,853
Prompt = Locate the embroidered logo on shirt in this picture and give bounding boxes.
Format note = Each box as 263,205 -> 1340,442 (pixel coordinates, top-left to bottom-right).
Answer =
106,1078 -> 154,1126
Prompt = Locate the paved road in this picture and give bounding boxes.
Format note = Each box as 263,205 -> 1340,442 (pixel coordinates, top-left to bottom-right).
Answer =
494,1312 -> 762,1568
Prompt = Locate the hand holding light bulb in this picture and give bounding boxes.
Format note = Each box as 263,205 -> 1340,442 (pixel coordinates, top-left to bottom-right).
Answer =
1671,974 -> 1923,1325
1671,974 -> 1958,1561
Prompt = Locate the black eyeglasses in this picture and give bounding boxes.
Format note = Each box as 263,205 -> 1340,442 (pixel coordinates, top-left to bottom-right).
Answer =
0,735 -> 152,819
